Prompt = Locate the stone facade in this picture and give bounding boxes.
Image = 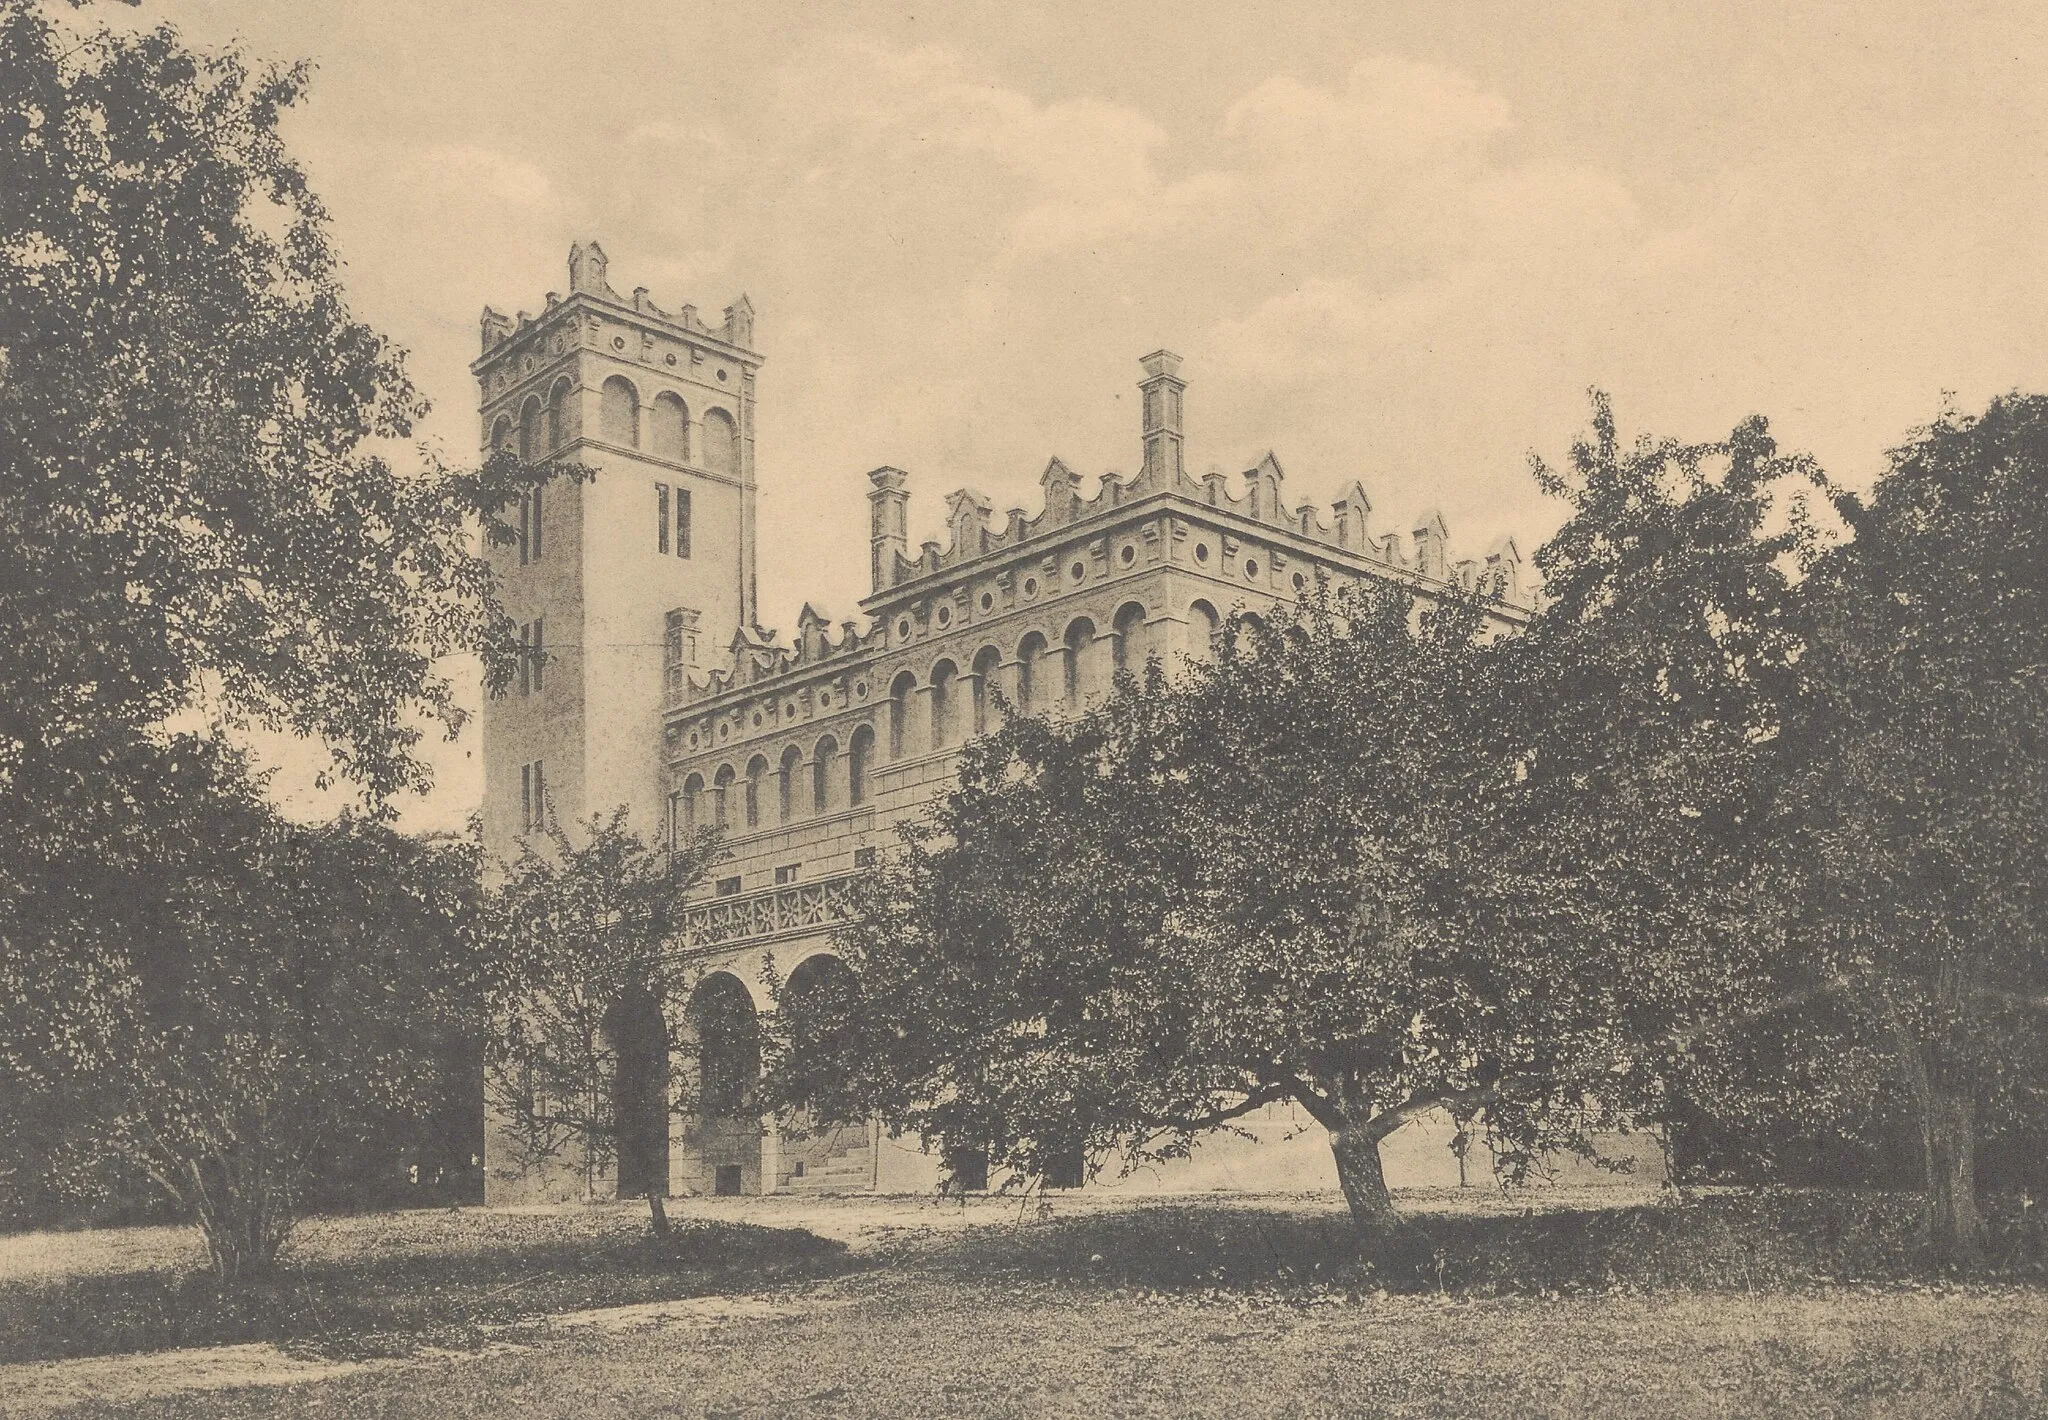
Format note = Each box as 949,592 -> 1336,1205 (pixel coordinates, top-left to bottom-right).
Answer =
479,246 -> 1536,1206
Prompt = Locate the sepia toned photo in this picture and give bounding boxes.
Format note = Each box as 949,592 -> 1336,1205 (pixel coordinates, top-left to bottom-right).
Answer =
2,1 -> 2045,1415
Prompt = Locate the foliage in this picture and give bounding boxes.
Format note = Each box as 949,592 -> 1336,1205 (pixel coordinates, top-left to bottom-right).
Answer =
1771,394 -> 2048,1261
0,735 -> 489,1283
770,584 -> 1602,1230
481,812 -> 720,1232
0,2 -> 560,1275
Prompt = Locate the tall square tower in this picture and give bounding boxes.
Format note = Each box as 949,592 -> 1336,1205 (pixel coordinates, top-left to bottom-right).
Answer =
474,243 -> 763,861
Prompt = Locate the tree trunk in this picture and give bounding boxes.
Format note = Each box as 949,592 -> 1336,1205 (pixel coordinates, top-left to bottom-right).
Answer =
1918,1084 -> 1983,1266
1329,1120 -> 1401,1236
647,1189 -> 672,1238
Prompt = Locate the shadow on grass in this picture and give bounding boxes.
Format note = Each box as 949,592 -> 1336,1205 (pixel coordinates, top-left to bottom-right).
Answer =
935,1191 -> 2048,1300
0,1214 -> 859,1366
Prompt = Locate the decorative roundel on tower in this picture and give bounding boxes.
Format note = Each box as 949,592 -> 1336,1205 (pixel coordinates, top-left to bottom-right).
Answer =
855,681 -> 869,699
786,703 -> 798,720
689,731 -> 700,749
716,368 -> 729,382
666,352 -> 679,366
979,591 -> 995,612
612,335 -> 626,351
896,616 -> 912,640
1195,542 -> 1211,563
1023,576 -> 1039,598
752,711 -> 763,727
1292,572 -> 1307,593
718,723 -> 729,740
522,355 -> 535,373
1245,559 -> 1260,579
936,605 -> 952,629
818,690 -> 832,709
1070,560 -> 1086,583
1120,544 -> 1137,567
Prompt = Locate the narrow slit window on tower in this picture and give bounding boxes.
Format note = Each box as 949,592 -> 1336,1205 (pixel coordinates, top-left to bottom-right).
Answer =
520,759 -> 547,833
518,622 -> 532,696
517,492 -> 530,566
530,486 -> 543,562
531,617 -> 544,692
656,483 -> 670,554
675,487 -> 692,559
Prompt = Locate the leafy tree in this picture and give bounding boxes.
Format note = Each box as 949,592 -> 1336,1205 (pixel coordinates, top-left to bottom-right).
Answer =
0,3 -> 556,1274
482,812 -> 719,1237
768,583 -> 1625,1232
1775,394 -> 2048,1263
0,737 -> 487,1284
1503,397 -> 1828,1163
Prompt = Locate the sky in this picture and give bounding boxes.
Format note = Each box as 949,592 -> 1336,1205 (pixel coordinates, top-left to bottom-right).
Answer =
114,0 -> 2048,831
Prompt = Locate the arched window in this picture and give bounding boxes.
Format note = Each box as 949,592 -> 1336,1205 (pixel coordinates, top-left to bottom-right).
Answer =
703,407 -> 739,477
604,986 -> 669,1199
1016,632 -> 1047,714
651,391 -> 689,463
971,646 -> 1002,736
929,661 -> 958,747
780,954 -> 860,1085
744,755 -> 768,830
888,670 -> 918,759
1063,618 -> 1096,702
848,725 -> 874,807
689,974 -> 760,1120
518,396 -> 543,460
778,745 -> 801,823
681,772 -> 705,833
1189,600 -> 1221,658
601,375 -> 640,447
547,376 -> 573,451
1112,602 -> 1147,677
490,415 -> 514,453
812,736 -> 838,813
712,764 -> 735,828
1233,610 -> 1269,660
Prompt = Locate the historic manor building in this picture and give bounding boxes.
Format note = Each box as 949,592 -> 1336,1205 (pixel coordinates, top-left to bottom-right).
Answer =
476,245 -> 1536,1206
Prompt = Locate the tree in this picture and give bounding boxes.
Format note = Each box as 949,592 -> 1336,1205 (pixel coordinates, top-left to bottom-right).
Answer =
766,583 -> 1625,1232
0,737 -> 488,1284
1502,396 -> 1828,1173
0,3 -> 557,1275
1775,394 -> 2048,1263
482,811 -> 719,1237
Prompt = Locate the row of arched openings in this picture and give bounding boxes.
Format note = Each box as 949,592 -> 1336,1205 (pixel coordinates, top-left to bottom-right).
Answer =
676,600 -> 1234,838
490,375 -> 739,476
604,955 -> 856,1199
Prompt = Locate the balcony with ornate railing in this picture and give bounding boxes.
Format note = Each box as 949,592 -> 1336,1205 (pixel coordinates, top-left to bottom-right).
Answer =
675,874 -> 859,953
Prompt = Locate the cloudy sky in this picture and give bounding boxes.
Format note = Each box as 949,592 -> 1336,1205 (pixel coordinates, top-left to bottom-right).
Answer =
130,0 -> 2048,830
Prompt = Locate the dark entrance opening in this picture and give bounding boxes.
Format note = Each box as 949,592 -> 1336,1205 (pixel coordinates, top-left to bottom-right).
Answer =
1045,1147 -> 1085,1190
606,985 -> 669,1200
714,1164 -> 744,1196
944,1147 -> 990,1192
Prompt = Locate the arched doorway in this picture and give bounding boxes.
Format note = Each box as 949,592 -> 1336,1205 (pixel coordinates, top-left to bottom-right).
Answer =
687,972 -> 762,1195
775,954 -> 873,1194
604,985 -> 669,1200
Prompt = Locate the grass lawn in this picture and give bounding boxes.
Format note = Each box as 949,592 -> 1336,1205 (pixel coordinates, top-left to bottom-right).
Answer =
5,1188 -> 2047,1417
